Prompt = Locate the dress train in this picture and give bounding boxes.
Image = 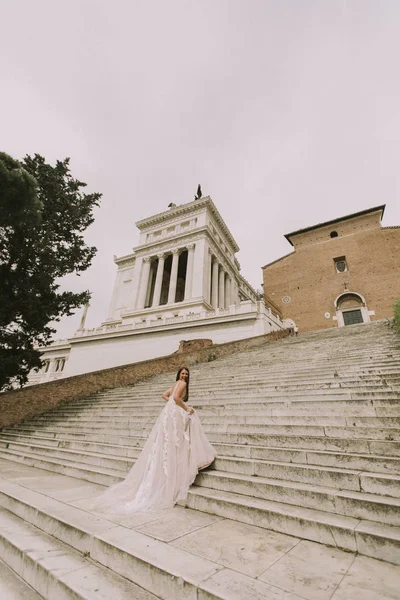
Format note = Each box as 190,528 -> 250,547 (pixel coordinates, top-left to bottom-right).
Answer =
89,386 -> 216,513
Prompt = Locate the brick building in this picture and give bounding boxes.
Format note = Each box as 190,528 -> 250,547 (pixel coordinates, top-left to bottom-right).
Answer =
262,205 -> 400,332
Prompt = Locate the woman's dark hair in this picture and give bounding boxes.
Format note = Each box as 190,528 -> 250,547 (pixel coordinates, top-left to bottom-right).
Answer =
176,366 -> 190,402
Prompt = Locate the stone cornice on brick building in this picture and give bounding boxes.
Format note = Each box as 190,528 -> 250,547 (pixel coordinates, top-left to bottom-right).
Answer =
284,205 -> 386,247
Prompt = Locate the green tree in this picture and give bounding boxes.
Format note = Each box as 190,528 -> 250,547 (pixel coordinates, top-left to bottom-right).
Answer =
0,153 -> 101,390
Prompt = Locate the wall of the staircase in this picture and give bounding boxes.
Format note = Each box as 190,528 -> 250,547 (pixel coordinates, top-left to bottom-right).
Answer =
0,330 -> 289,429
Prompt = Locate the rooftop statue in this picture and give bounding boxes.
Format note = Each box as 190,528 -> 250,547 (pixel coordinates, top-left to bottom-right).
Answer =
194,184 -> 202,200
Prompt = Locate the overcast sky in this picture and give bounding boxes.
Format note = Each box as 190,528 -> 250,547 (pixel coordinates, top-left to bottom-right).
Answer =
2,0 -> 400,338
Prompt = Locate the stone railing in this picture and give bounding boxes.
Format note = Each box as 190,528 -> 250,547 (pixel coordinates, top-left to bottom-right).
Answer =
33,338 -> 70,350
72,301 -> 284,339
0,329 -> 290,429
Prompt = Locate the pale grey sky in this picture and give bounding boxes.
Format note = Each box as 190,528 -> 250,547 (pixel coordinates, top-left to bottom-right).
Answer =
2,0 -> 400,338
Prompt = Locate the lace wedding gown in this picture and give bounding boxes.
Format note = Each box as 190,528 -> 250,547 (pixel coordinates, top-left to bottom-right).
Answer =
90,383 -> 216,513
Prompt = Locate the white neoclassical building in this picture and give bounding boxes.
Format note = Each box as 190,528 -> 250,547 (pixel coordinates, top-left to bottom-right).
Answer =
29,196 -> 285,384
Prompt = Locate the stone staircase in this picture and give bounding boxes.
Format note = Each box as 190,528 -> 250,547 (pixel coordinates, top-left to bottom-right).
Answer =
0,320 -> 400,598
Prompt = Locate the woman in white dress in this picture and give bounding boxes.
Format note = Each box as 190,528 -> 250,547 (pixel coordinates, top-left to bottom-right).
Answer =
91,367 -> 216,513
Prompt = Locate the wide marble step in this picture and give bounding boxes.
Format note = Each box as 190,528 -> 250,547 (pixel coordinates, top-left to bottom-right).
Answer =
4,432 -> 400,471
3,433 -> 400,478
212,441 -> 400,473
196,470 -> 400,526
28,415 -> 400,429
211,456 -> 400,497
18,421 -> 400,441
0,449 -> 123,486
104,379 -> 399,400
85,375 -> 400,392
0,507 -> 160,600
35,397 -> 400,419
34,394 -> 400,410
2,456 -> 400,570
93,377 -> 400,392
86,366 -> 400,391
102,379 -> 400,395
2,444 -> 400,522
68,392 -> 400,409
0,440 -> 136,470
7,424 -> 400,444
0,558 -> 43,600
5,426 -> 400,456
0,480 -> 284,600
183,486 -> 400,564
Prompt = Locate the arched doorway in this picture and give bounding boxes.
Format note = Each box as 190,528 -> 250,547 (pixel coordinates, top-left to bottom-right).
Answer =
334,292 -> 370,327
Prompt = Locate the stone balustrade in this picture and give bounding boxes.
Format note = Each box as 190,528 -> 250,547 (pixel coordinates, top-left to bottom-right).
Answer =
72,301 -> 283,340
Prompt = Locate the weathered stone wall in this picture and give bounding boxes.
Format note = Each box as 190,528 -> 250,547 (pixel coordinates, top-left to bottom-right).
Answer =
263,222 -> 400,333
0,330 -> 289,429
177,339 -> 213,353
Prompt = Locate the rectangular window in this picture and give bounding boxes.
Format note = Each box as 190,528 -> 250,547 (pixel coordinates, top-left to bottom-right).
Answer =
334,256 -> 347,273
343,309 -> 363,325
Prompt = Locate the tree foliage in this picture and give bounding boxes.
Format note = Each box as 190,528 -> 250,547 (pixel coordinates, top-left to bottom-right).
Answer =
0,153 -> 101,390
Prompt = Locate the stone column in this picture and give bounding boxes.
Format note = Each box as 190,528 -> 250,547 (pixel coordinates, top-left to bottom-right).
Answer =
152,253 -> 165,307
235,280 -> 241,305
231,279 -> 236,305
207,249 -> 213,303
211,259 -> 219,309
218,268 -> 225,309
225,276 -> 231,308
168,249 -> 180,304
106,272 -> 120,320
78,302 -> 90,330
184,244 -> 195,300
191,237 -> 207,299
136,257 -> 151,309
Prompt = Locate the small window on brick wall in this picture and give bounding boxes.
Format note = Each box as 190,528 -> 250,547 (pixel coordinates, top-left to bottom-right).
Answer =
330,231 -> 338,238
334,256 -> 347,273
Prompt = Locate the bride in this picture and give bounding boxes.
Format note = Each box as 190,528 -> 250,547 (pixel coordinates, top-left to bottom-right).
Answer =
90,367 -> 216,513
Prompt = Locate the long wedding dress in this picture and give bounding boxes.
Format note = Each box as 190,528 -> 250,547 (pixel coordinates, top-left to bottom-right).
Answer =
90,383 -> 216,513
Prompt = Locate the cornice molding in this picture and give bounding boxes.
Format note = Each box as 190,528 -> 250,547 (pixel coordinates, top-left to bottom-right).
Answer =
114,253 -> 136,266
69,312 -> 260,345
39,342 -> 72,354
133,229 -> 205,257
140,207 -> 206,233
135,196 -> 240,253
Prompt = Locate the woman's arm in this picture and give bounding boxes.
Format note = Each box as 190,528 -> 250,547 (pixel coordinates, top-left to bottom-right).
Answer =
174,381 -> 194,414
161,386 -> 173,401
